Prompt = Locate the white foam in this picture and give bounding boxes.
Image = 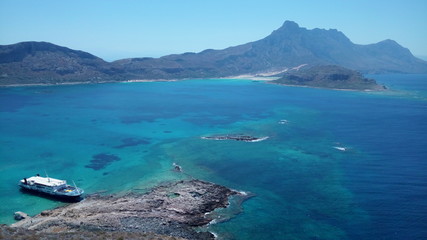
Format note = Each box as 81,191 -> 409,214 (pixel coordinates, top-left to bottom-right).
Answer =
333,146 -> 347,151
249,136 -> 269,142
238,191 -> 248,196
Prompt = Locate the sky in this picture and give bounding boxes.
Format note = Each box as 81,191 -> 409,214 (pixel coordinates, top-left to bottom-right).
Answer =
1,0 -> 427,61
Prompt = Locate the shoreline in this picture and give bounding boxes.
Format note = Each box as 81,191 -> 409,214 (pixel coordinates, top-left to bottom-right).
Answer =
0,72 -> 282,88
0,76 -> 387,92
0,76 -> 269,88
220,75 -> 281,81
267,81 -> 388,92
0,79 -> 178,88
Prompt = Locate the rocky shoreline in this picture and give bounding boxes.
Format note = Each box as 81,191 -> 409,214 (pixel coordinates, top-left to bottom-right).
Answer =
9,179 -> 246,240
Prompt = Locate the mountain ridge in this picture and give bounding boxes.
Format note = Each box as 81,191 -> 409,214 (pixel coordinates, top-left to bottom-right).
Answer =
1,20 -> 427,86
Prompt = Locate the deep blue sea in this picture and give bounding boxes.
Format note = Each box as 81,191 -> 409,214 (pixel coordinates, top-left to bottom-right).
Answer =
1,75 -> 426,240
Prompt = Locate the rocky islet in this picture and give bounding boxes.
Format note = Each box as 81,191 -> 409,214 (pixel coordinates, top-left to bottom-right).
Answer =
11,179 -> 247,240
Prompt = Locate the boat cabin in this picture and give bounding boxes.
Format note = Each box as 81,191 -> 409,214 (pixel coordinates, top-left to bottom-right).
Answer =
22,176 -> 67,187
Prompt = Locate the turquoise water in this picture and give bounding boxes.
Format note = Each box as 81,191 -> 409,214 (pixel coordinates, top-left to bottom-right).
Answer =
1,76 -> 426,239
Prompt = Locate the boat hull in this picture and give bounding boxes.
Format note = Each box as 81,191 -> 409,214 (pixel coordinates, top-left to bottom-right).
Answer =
19,183 -> 84,201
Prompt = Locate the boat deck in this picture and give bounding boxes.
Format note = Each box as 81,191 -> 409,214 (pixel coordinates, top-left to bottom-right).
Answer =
25,176 -> 66,187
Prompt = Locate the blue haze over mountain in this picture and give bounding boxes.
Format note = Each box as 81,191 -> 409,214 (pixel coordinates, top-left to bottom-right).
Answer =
1,21 -> 426,85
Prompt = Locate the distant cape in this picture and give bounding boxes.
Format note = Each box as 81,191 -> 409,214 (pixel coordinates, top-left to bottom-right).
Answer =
1,20 -> 427,86
271,65 -> 386,91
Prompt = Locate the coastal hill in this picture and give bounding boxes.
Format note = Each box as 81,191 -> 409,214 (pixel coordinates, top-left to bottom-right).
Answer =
271,65 -> 386,91
1,21 -> 427,86
0,41 -> 123,85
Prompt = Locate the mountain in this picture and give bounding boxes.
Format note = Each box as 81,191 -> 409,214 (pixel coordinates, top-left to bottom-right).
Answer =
0,41 -> 125,85
115,21 -> 426,78
1,21 -> 427,86
271,65 -> 386,91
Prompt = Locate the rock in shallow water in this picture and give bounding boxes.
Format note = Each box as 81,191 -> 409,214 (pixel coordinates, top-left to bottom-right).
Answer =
13,211 -> 29,221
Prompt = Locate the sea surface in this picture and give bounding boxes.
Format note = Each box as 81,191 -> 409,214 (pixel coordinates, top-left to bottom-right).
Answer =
1,75 -> 426,240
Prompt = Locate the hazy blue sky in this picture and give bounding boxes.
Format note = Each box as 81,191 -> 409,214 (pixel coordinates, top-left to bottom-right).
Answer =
1,0 -> 426,61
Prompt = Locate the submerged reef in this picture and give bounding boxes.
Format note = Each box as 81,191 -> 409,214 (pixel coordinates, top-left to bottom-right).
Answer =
113,137 -> 150,149
11,180 -> 244,240
85,153 -> 121,170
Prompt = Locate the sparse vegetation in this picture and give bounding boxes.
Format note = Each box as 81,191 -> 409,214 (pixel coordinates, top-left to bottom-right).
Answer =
271,65 -> 386,90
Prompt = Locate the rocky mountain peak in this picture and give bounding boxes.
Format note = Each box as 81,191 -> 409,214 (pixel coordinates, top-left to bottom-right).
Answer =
270,20 -> 303,36
281,20 -> 300,30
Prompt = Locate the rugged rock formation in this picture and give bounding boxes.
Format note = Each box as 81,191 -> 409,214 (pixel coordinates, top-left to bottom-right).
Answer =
11,180 -> 242,240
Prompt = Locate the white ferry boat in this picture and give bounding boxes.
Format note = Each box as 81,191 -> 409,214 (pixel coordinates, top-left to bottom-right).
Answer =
19,174 -> 84,199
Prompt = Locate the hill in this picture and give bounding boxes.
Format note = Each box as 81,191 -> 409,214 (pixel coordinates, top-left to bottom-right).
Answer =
1,21 -> 427,86
0,41 -> 124,85
271,65 -> 386,91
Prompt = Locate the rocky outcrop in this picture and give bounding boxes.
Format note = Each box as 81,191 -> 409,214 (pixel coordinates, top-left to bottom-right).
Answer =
271,65 -> 386,90
201,134 -> 269,142
13,211 -> 29,221
11,180 -> 242,240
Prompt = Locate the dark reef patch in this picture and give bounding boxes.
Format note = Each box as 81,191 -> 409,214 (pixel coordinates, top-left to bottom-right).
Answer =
85,153 -> 121,170
121,115 -> 156,124
113,137 -> 150,149
0,94 -> 37,112
38,152 -> 54,158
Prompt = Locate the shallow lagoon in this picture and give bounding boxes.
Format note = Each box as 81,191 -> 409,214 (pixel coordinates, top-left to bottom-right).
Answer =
1,76 -> 426,239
